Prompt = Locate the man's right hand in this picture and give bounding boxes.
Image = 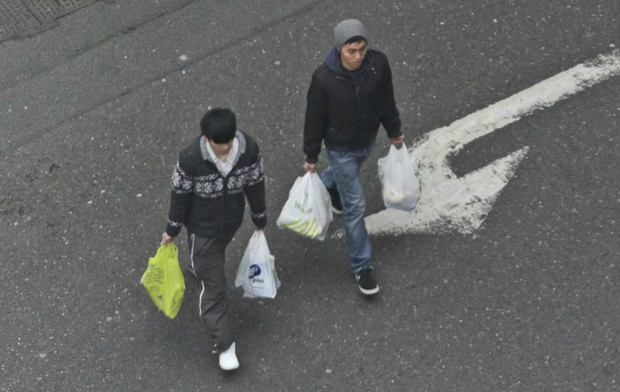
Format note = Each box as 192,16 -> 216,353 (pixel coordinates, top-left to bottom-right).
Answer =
303,161 -> 316,173
161,232 -> 175,246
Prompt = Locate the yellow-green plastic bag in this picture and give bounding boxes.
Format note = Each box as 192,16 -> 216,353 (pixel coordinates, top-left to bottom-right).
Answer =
141,243 -> 185,319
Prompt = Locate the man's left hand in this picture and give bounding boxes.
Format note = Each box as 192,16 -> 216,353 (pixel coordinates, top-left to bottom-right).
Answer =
390,135 -> 405,146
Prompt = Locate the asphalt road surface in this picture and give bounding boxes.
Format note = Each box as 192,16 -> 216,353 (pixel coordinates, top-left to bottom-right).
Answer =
1,1 -> 618,391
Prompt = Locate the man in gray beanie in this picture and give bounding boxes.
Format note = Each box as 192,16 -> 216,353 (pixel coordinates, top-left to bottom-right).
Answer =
302,19 -> 404,295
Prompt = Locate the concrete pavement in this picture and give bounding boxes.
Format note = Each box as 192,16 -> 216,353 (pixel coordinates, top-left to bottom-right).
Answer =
1,1 -> 619,391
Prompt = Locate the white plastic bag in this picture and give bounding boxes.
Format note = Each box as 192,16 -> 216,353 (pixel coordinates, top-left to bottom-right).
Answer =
235,231 -> 280,299
377,142 -> 421,211
276,172 -> 333,240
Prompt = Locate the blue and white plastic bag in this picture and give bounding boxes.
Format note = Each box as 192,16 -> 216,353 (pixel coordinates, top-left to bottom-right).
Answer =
235,231 -> 280,299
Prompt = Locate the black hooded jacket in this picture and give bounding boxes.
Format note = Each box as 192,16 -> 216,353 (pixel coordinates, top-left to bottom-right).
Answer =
303,48 -> 402,163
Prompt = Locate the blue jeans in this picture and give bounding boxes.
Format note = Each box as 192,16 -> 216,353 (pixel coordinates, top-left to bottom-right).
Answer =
322,143 -> 375,273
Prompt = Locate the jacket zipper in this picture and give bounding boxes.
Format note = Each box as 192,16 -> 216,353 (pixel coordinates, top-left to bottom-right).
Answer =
336,66 -> 373,102
221,172 -> 230,230
336,75 -> 361,102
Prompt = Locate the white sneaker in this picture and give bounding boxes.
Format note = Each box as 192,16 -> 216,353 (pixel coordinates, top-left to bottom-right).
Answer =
219,342 -> 239,371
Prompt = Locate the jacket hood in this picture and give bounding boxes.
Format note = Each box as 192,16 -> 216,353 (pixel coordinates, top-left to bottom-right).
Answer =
200,130 -> 247,167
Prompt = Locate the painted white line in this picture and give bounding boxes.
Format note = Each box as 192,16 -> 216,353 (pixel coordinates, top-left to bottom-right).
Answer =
336,50 -> 620,237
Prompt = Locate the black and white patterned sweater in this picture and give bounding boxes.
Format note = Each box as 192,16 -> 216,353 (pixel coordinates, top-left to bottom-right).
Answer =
165,131 -> 267,239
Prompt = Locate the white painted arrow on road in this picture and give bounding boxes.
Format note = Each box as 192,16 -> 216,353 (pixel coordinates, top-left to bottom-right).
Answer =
342,50 -> 620,237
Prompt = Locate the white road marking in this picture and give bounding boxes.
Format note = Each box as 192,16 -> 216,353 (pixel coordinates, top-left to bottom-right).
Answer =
336,50 -> 620,237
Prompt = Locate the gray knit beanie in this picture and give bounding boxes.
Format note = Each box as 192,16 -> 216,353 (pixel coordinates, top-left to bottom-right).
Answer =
334,19 -> 368,51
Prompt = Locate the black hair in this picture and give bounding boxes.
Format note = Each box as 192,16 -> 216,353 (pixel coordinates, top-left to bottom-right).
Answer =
200,108 -> 237,143
344,35 -> 367,45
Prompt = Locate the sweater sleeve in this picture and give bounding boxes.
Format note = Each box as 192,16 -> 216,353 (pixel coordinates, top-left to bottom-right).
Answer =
379,57 -> 402,138
244,153 -> 267,229
303,70 -> 328,164
165,161 -> 193,237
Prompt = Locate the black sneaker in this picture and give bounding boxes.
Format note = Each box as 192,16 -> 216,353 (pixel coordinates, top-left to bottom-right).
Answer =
355,268 -> 380,295
327,187 -> 343,215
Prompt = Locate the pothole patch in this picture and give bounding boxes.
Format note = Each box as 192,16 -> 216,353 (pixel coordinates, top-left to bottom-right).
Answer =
0,0 -> 98,42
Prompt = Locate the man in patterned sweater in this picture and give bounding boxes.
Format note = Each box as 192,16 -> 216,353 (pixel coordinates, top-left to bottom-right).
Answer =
161,108 -> 267,371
